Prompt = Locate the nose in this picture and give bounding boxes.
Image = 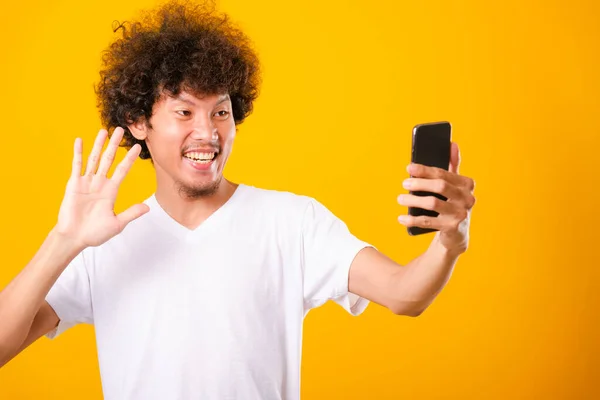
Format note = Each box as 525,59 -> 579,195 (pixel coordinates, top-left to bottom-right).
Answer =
189,116 -> 218,141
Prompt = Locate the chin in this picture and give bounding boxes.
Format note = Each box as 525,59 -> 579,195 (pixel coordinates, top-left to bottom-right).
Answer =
176,175 -> 223,199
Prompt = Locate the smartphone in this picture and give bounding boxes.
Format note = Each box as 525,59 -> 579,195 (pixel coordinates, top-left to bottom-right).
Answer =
408,121 -> 452,236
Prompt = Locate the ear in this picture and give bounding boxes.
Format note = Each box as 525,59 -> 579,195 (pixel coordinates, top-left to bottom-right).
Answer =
127,117 -> 149,141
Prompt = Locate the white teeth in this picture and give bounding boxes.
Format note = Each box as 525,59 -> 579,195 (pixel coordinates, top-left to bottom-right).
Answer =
184,152 -> 216,161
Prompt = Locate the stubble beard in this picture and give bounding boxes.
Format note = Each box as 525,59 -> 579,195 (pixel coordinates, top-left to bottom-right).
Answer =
175,174 -> 223,200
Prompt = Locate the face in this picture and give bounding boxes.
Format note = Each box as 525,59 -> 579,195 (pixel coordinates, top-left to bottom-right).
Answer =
130,90 -> 235,199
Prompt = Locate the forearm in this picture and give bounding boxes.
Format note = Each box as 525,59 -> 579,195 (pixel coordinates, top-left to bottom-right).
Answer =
392,232 -> 463,315
0,228 -> 84,355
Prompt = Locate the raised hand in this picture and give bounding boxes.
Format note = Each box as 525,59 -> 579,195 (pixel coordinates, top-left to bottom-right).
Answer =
397,142 -> 476,254
55,127 -> 150,249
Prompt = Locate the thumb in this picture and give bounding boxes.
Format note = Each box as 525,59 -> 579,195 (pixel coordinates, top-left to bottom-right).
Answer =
449,142 -> 460,174
117,203 -> 150,228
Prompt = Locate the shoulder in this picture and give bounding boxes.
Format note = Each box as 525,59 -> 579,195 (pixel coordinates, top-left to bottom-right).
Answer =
238,185 -> 332,233
241,184 -> 346,222
241,184 -> 315,214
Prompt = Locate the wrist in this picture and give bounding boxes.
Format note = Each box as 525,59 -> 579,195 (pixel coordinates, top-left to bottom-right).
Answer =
24,227 -> 87,278
47,227 -> 87,257
432,232 -> 466,260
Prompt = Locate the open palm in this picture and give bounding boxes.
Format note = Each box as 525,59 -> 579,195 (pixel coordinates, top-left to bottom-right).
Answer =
56,127 -> 149,248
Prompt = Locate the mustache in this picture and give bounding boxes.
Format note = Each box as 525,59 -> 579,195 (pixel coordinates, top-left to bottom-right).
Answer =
181,142 -> 221,154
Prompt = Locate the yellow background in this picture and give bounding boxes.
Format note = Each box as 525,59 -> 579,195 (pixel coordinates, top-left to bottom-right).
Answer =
0,0 -> 598,398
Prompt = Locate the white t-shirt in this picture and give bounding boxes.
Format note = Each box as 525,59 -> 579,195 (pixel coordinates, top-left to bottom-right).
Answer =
45,183 -> 373,400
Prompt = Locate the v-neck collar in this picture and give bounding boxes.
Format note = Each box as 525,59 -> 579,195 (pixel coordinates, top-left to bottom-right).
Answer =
144,183 -> 248,241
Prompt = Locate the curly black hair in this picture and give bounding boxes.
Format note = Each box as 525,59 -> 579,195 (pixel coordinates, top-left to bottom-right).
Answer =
95,0 -> 261,160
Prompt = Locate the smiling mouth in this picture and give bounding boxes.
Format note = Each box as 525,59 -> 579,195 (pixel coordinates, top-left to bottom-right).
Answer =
183,151 -> 219,164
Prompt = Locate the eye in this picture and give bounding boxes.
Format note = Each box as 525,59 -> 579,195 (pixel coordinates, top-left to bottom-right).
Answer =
176,110 -> 192,117
214,110 -> 230,119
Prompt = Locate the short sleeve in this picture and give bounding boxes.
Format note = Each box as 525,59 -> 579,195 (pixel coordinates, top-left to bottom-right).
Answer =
44,248 -> 94,339
301,198 -> 374,315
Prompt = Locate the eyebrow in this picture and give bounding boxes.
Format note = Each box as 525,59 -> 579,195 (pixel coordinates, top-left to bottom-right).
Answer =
174,94 -> 230,107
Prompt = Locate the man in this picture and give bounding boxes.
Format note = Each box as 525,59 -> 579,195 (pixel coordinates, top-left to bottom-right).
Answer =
0,1 -> 476,399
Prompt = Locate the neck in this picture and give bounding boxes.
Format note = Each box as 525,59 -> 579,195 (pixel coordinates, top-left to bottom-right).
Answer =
154,177 -> 239,230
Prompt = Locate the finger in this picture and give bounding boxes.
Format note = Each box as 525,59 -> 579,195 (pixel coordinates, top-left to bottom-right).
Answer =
402,178 -> 465,202
397,194 -> 453,214
116,203 -> 150,229
407,163 -> 460,185
71,137 -> 83,179
398,214 -> 443,230
85,129 -> 109,175
111,144 -> 142,186
449,142 -> 460,174
97,127 -> 125,177
408,163 -> 473,190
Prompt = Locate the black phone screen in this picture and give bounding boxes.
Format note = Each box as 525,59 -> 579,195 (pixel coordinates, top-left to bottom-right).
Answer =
408,121 -> 451,235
